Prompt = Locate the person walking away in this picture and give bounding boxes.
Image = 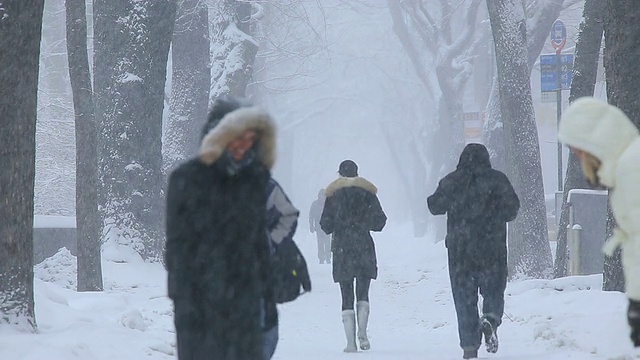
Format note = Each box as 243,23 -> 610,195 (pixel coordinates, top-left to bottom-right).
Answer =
558,97 -> 640,348
427,143 -> 520,359
320,160 -> 387,352
165,95 -> 276,360
309,189 -> 331,264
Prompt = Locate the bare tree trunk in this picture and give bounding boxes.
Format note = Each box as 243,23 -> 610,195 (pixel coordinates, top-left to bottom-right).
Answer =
0,0 -> 45,331
387,0 -> 481,239
164,0 -> 210,171
387,1 -> 437,236
381,124 -> 429,237
604,204 -> 624,291
66,0 -> 104,291
553,0 -> 604,279
487,0 -> 552,278
209,0 -> 259,102
602,0 -> 640,290
484,0 -> 565,172
94,0 -> 177,259
35,1 -> 76,216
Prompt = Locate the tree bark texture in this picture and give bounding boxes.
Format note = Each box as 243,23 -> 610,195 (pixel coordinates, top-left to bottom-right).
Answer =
94,0 -> 177,259
487,0 -> 552,279
164,0 -> 210,171
603,203 -> 624,291
553,0 -> 604,279
209,0 -> 259,103
602,0 -> 640,290
484,0 -> 565,173
66,0 -> 104,291
0,0 -> 45,331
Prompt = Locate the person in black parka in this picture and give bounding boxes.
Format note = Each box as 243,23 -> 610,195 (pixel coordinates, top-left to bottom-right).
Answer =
427,143 -> 519,360
320,160 -> 387,352
165,96 -> 277,360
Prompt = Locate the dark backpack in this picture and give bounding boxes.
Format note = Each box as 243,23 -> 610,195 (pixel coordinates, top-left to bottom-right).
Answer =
272,239 -> 311,303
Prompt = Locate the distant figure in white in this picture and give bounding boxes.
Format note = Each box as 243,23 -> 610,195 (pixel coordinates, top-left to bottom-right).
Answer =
558,97 -> 640,348
309,189 -> 331,264
320,160 -> 387,352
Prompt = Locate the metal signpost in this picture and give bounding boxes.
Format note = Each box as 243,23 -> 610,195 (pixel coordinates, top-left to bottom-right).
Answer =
540,20 -> 573,192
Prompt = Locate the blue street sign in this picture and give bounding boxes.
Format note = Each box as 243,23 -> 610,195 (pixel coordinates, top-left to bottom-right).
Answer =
551,20 -> 566,47
540,54 -> 573,91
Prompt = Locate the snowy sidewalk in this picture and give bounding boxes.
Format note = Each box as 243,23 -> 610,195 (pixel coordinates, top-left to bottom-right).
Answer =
0,223 -> 638,359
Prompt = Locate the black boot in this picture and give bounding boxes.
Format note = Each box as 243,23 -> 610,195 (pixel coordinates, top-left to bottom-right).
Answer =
481,317 -> 499,353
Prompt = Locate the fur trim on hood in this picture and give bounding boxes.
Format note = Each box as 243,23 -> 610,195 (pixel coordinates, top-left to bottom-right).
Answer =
199,106 -> 276,169
559,97 -> 639,187
325,176 -> 377,197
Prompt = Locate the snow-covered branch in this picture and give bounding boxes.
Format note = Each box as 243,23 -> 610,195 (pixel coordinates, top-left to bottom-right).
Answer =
444,0 -> 482,64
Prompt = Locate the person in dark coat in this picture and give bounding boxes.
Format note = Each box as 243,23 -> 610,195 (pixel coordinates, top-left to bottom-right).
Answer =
320,160 -> 387,352
165,95 -> 277,360
427,143 -> 519,360
309,189 -> 331,264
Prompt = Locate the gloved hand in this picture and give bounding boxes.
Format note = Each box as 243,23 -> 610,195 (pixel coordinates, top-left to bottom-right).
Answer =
629,299 -> 640,347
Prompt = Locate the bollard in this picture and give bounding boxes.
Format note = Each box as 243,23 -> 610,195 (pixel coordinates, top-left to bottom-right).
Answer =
567,223 -> 582,275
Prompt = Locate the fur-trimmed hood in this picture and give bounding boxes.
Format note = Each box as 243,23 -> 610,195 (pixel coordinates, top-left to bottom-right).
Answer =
199,106 -> 276,169
325,176 -> 377,197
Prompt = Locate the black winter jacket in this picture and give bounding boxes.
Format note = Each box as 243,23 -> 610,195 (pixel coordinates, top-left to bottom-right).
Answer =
320,176 -> 387,282
427,144 -> 520,264
165,105 -> 276,360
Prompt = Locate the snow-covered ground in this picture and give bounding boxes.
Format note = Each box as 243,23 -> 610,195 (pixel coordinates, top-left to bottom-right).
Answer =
1,223 -> 638,360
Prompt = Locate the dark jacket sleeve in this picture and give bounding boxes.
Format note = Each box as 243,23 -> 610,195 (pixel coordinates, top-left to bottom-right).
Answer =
319,196 -> 336,235
369,194 -> 387,232
427,176 -> 453,215
165,170 -> 191,300
496,172 -> 520,222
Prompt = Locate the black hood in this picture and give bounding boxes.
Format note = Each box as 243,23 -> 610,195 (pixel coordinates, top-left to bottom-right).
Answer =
456,143 -> 492,171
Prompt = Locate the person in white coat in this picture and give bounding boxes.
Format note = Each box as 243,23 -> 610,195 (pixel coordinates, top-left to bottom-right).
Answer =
558,97 -> 640,347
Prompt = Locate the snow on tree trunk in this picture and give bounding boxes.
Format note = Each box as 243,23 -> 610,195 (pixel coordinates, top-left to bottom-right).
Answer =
0,0 -> 45,331
603,0 -> 640,290
164,0 -> 210,171
553,0 -> 604,279
209,0 -> 258,103
66,0 -> 104,291
483,71 -> 506,172
93,0 -> 177,260
484,0 -> 564,173
487,0 -> 552,279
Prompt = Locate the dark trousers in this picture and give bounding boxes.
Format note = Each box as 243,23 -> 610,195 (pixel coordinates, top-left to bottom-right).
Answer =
339,277 -> 371,310
448,251 -> 507,351
316,232 -> 331,263
174,298 -> 263,360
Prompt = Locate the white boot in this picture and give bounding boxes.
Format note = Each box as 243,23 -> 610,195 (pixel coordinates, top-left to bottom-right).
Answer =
341,310 -> 358,352
356,301 -> 370,350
